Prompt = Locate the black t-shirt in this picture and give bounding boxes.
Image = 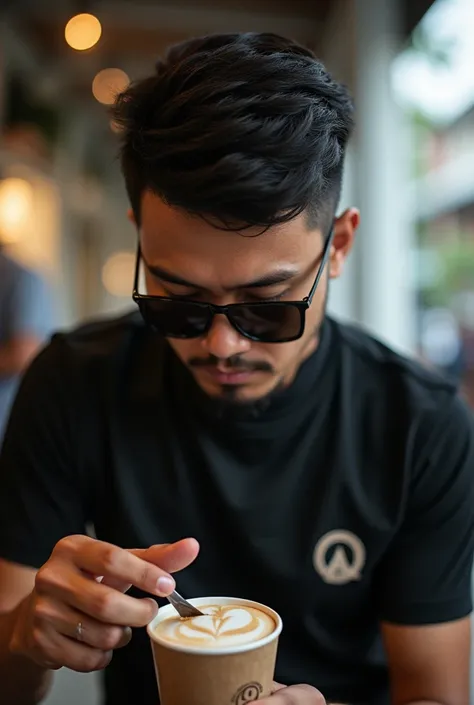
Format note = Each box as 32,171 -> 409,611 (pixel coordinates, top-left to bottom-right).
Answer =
0,312 -> 473,705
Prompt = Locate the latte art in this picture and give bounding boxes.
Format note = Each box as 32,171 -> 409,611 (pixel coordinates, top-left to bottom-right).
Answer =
154,604 -> 276,649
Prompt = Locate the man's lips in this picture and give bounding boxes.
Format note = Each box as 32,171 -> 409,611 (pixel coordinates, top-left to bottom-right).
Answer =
196,367 -> 260,385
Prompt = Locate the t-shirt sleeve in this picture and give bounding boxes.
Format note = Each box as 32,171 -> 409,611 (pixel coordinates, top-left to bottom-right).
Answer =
0,336 -> 88,569
375,393 -> 474,625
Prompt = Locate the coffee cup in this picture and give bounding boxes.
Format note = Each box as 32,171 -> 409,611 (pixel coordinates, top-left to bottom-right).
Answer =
147,596 -> 283,705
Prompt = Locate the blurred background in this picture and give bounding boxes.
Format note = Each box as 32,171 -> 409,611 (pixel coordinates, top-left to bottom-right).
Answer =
0,0 -> 473,701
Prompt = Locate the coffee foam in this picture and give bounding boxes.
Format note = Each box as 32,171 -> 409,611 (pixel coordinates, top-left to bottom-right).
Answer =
153,604 -> 276,649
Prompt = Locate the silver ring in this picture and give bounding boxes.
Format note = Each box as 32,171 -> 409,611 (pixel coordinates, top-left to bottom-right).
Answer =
75,621 -> 84,642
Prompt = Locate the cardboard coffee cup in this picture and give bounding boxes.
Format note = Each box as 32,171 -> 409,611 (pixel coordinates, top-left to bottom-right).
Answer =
147,596 -> 283,705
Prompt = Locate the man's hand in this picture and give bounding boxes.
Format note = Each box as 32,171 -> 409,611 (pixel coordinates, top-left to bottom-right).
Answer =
258,683 -> 327,704
8,535 -> 199,672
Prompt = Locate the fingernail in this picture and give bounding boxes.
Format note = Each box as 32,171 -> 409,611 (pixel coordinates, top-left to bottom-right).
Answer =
156,576 -> 175,595
144,597 -> 159,619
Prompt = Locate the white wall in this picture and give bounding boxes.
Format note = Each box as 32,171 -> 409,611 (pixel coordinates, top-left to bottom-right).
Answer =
44,670 -> 100,705
322,0 -> 417,355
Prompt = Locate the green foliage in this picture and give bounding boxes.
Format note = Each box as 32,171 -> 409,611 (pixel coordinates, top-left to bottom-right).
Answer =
420,238 -> 474,306
442,241 -> 474,289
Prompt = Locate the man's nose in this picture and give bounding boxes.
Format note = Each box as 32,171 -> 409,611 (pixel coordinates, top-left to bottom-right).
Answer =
200,314 -> 251,359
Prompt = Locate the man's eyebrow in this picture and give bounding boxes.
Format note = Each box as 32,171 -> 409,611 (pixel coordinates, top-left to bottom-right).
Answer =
145,261 -> 196,287
144,260 -> 299,290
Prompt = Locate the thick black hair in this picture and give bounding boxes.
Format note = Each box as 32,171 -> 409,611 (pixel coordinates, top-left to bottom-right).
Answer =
113,32 -> 354,231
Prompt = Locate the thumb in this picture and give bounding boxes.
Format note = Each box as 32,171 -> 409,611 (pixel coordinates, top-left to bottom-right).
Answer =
132,538 -> 200,573
101,538 -> 200,592
272,683 -> 286,693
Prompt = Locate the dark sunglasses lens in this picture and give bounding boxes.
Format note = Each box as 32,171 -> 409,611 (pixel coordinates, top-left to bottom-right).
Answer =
138,299 -> 210,338
230,303 -> 303,342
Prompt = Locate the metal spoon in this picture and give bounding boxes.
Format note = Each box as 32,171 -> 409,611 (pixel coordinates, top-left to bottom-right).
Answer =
167,590 -> 203,618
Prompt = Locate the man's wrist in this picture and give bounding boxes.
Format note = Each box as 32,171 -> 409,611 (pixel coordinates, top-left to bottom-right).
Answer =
1,601 -> 53,704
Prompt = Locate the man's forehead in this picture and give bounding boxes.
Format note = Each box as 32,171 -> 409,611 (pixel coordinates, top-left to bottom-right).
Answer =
140,193 -> 320,264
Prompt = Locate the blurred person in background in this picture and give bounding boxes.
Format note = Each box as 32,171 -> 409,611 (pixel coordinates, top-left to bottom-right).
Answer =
0,33 -> 473,705
0,239 -> 54,443
419,307 -> 467,385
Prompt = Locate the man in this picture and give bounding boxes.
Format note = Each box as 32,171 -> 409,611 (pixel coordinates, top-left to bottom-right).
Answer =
0,242 -> 53,443
0,32 -> 472,705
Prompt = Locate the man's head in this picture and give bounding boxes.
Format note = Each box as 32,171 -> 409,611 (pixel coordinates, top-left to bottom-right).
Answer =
113,32 -> 359,403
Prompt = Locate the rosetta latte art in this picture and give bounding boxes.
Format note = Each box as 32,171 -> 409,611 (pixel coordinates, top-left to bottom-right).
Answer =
154,605 -> 275,648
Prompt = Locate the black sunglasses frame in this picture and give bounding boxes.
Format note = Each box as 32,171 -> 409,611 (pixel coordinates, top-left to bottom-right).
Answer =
132,226 -> 334,344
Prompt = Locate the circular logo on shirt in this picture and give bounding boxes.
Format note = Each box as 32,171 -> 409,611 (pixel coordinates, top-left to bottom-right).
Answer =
313,530 -> 366,585
232,682 -> 263,705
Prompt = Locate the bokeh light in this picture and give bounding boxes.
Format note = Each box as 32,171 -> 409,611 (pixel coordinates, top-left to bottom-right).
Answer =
101,251 -> 135,297
0,178 -> 33,243
92,68 -> 130,105
65,13 -> 102,51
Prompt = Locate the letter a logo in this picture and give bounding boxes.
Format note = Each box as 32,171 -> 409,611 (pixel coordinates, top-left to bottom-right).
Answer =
313,530 -> 366,585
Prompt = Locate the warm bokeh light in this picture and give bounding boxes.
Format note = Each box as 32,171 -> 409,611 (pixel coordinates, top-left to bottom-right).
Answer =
0,178 -> 33,243
92,68 -> 130,105
65,13 -> 102,51
102,251 -> 135,297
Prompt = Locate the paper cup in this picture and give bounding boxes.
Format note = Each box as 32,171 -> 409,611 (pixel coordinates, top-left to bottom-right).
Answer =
147,596 -> 283,705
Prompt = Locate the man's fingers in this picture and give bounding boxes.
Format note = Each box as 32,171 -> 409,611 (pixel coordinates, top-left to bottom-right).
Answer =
131,538 -> 200,573
272,683 -> 286,693
258,684 -> 326,704
34,598 -> 132,651
52,535 -> 177,597
30,626 -> 113,673
36,565 -> 158,627
46,535 -> 199,604
67,580 -> 158,628
99,575 -> 132,592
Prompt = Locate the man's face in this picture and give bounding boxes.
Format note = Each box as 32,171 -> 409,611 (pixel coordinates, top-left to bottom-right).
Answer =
138,193 -> 358,403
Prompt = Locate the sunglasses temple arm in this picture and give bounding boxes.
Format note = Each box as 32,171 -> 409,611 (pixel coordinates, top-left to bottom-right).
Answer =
133,241 -> 142,296
305,227 -> 335,304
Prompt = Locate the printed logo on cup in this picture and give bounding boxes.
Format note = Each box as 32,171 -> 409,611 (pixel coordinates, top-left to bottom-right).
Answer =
313,530 -> 366,585
232,682 -> 263,705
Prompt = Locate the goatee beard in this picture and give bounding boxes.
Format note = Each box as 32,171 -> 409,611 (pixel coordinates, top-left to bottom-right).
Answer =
209,378 -> 287,420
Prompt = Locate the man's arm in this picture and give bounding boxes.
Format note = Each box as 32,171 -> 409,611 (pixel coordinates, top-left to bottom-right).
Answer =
373,393 -> 474,705
382,619 -> 470,705
257,615 -> 470,705
0,339 -> 86,703
0,560 -> 53,705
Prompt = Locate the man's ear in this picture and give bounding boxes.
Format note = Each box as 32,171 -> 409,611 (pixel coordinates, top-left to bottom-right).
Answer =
127,208 -> 136,225
329,208 -> 360,279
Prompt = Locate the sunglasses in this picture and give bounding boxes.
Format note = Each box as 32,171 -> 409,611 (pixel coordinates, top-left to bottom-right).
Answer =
133,227 -> 334,344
